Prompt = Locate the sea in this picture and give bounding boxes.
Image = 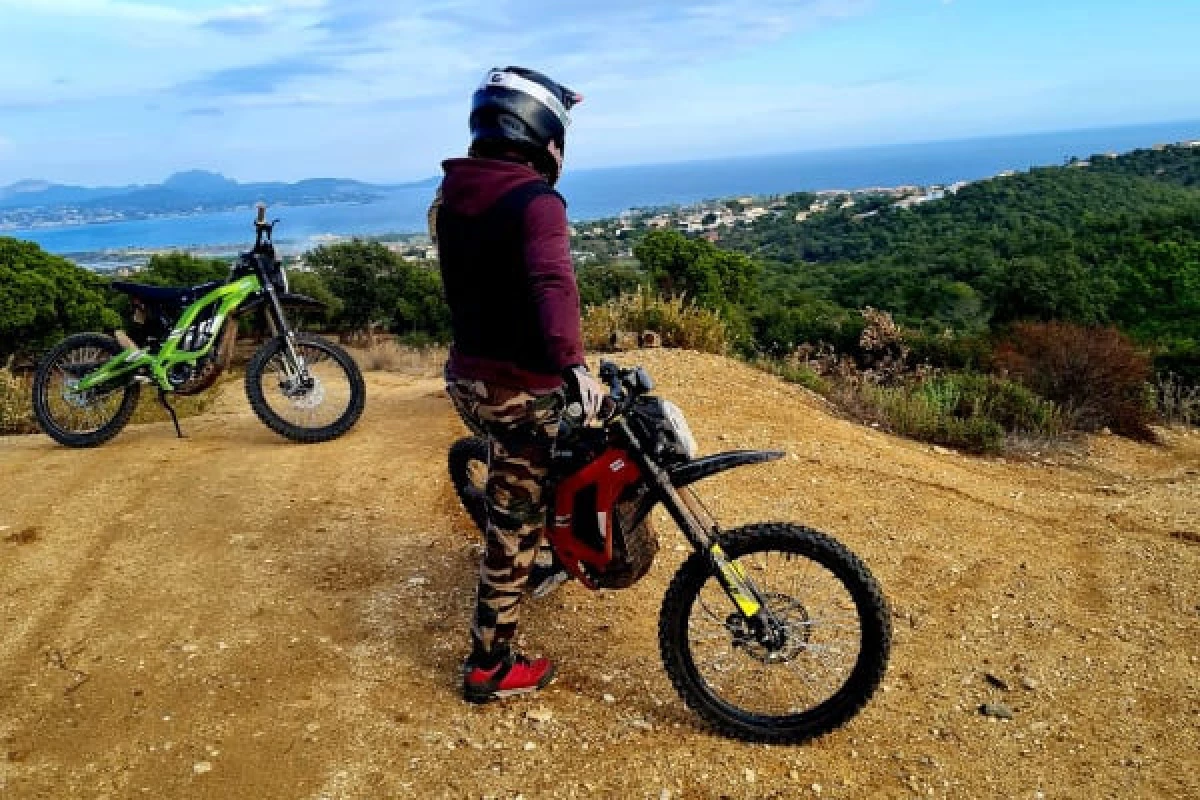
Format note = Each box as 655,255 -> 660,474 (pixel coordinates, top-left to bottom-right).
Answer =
11,119 -> 1199,265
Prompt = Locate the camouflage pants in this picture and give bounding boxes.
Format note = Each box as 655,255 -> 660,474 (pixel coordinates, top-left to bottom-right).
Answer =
447,378 -> 562,656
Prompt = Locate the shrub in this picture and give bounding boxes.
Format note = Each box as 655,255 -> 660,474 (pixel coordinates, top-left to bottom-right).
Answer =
857,307 -> 910,383
907,330 -> 995,371
750,299 -> 866,358
1157,372 -> 1200,427
756,356 -> 828,394
828,371 -> 1065,454
582,290 -> 729,354
0,360 -> 34,434
0,358 -> 218,436
994,322 -> 1156,440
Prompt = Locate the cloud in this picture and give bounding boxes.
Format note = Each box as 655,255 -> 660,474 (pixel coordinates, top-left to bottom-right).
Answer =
201,9 -> 273,36
176,56 -> 342,97
305,1 -> 872,78
161,0 -> 873,112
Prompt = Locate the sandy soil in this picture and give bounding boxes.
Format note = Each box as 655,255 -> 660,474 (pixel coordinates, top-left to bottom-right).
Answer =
1,349 -> 1197,799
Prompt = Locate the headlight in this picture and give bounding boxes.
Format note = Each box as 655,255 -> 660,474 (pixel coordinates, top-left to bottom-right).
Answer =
661,400 -> 698,460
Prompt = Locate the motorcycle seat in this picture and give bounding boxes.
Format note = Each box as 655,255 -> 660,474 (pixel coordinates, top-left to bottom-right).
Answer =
110,280 -> 224,305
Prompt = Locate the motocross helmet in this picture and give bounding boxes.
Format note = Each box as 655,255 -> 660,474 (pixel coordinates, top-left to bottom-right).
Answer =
469,66 -> 582,184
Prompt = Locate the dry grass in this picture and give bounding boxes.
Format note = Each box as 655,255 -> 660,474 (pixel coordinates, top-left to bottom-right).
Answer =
348,341 -> 448,377
1157,372 -> 1200,427
582,290 -> 728,354
128,383 -> 221,425
0,361 -> 35,434
0,359 -> 222,436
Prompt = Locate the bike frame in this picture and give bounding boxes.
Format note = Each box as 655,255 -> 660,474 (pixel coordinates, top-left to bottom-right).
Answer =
548,371 -> 789,643
76,275 -> 263,393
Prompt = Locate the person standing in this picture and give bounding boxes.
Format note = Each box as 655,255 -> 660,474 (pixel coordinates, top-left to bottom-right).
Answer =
432,66 -> 607,703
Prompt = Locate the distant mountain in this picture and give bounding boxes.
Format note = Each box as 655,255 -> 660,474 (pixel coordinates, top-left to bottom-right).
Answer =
0,171 -> 396,221
161,170 -> 238,192
1,179 -> 54,196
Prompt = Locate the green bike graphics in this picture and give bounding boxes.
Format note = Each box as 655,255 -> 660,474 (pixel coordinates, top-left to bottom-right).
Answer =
74,275 -> 262,394
33,205 -> 366,448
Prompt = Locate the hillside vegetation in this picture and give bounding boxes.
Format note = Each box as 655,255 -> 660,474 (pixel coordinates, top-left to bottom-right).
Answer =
718,147 -> 1200,370
3,143 -> 1198,448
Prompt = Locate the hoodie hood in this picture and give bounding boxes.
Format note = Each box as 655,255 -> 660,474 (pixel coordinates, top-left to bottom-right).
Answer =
439,157 -> 547,216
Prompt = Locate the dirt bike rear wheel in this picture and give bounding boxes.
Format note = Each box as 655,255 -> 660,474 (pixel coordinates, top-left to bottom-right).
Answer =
447,435 -> 489,535
659,523 -> 891,744
32,333 -> 140,448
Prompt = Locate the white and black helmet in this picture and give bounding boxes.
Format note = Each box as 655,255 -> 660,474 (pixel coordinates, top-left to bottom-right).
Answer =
470,66 -> 582,179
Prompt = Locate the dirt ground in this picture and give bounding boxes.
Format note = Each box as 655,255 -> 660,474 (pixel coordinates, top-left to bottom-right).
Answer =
1,349 -> 1197,799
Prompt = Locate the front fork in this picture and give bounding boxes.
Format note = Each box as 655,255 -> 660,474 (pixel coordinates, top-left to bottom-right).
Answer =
263,285 -> 310,385
623,422 -> 785,643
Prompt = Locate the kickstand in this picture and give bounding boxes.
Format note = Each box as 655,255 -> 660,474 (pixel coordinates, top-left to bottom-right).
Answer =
158,389 -> 184,438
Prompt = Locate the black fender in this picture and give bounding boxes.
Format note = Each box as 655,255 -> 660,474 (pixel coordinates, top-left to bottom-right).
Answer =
279,292 -> 328,311
238,292 -> 328,315
668,450 -> 785,488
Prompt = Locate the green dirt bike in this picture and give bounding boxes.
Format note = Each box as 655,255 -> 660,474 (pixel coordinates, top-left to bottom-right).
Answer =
32,205 -> 366,447
449,362 -> 892,744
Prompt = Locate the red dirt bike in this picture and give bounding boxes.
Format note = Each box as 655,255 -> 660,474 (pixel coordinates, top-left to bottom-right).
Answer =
448,361 -> 891,744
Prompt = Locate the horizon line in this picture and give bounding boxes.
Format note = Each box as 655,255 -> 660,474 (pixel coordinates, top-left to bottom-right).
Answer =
6,117 -> 1199,191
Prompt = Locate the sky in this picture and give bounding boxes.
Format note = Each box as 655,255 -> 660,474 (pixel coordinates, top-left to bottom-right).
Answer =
0,0 -> 1196,186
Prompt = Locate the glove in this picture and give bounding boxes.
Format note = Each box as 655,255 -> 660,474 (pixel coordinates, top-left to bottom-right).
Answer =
564,365 -> 607,422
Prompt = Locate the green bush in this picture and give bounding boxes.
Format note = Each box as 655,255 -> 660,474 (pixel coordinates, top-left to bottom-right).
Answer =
758,357 -> 828,393
906,330 -> 995,371
0,238 -> 121,361
836,372 -> 1064,453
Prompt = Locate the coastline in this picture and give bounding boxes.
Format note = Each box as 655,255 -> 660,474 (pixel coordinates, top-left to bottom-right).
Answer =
9,118 -> 1199,269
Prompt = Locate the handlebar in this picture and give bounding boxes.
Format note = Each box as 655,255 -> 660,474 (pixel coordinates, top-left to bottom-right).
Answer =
559,361 -> 651,436
253,203 -> 279,251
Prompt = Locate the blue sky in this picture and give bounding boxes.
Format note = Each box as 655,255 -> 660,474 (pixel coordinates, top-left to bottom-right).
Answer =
0,0 -> 1196,185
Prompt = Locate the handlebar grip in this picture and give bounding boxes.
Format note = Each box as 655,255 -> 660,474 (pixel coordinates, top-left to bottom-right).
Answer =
256,203 -> 267,224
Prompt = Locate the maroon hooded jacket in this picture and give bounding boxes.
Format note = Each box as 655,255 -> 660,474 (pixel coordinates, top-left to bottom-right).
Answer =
435,157 -> 585,392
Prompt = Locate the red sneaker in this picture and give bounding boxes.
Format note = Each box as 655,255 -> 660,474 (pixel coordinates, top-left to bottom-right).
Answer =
463,652 -> 556,704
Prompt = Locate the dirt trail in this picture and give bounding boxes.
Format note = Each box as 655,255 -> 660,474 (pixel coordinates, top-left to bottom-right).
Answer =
1,350 -> 1197,799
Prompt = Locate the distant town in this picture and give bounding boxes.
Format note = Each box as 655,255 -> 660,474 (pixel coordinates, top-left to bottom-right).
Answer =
34,136 -> 1200,275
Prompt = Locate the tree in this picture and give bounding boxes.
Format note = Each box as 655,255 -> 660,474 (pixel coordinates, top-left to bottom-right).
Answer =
286,270 -> 343,327
390,260 -> 451,341
139,252 -> 229,287
577,262 -> 648,307
304,240 -> 398,333
633,229 -> 759,310
0,237 -> 121,360
303,241 -> 450,340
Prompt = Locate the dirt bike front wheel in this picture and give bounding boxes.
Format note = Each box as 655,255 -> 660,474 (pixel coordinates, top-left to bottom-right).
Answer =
447,435 -> 490,535
32,332 -> 141,448
659,523 -> 891,744
245,334 -> 365,443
